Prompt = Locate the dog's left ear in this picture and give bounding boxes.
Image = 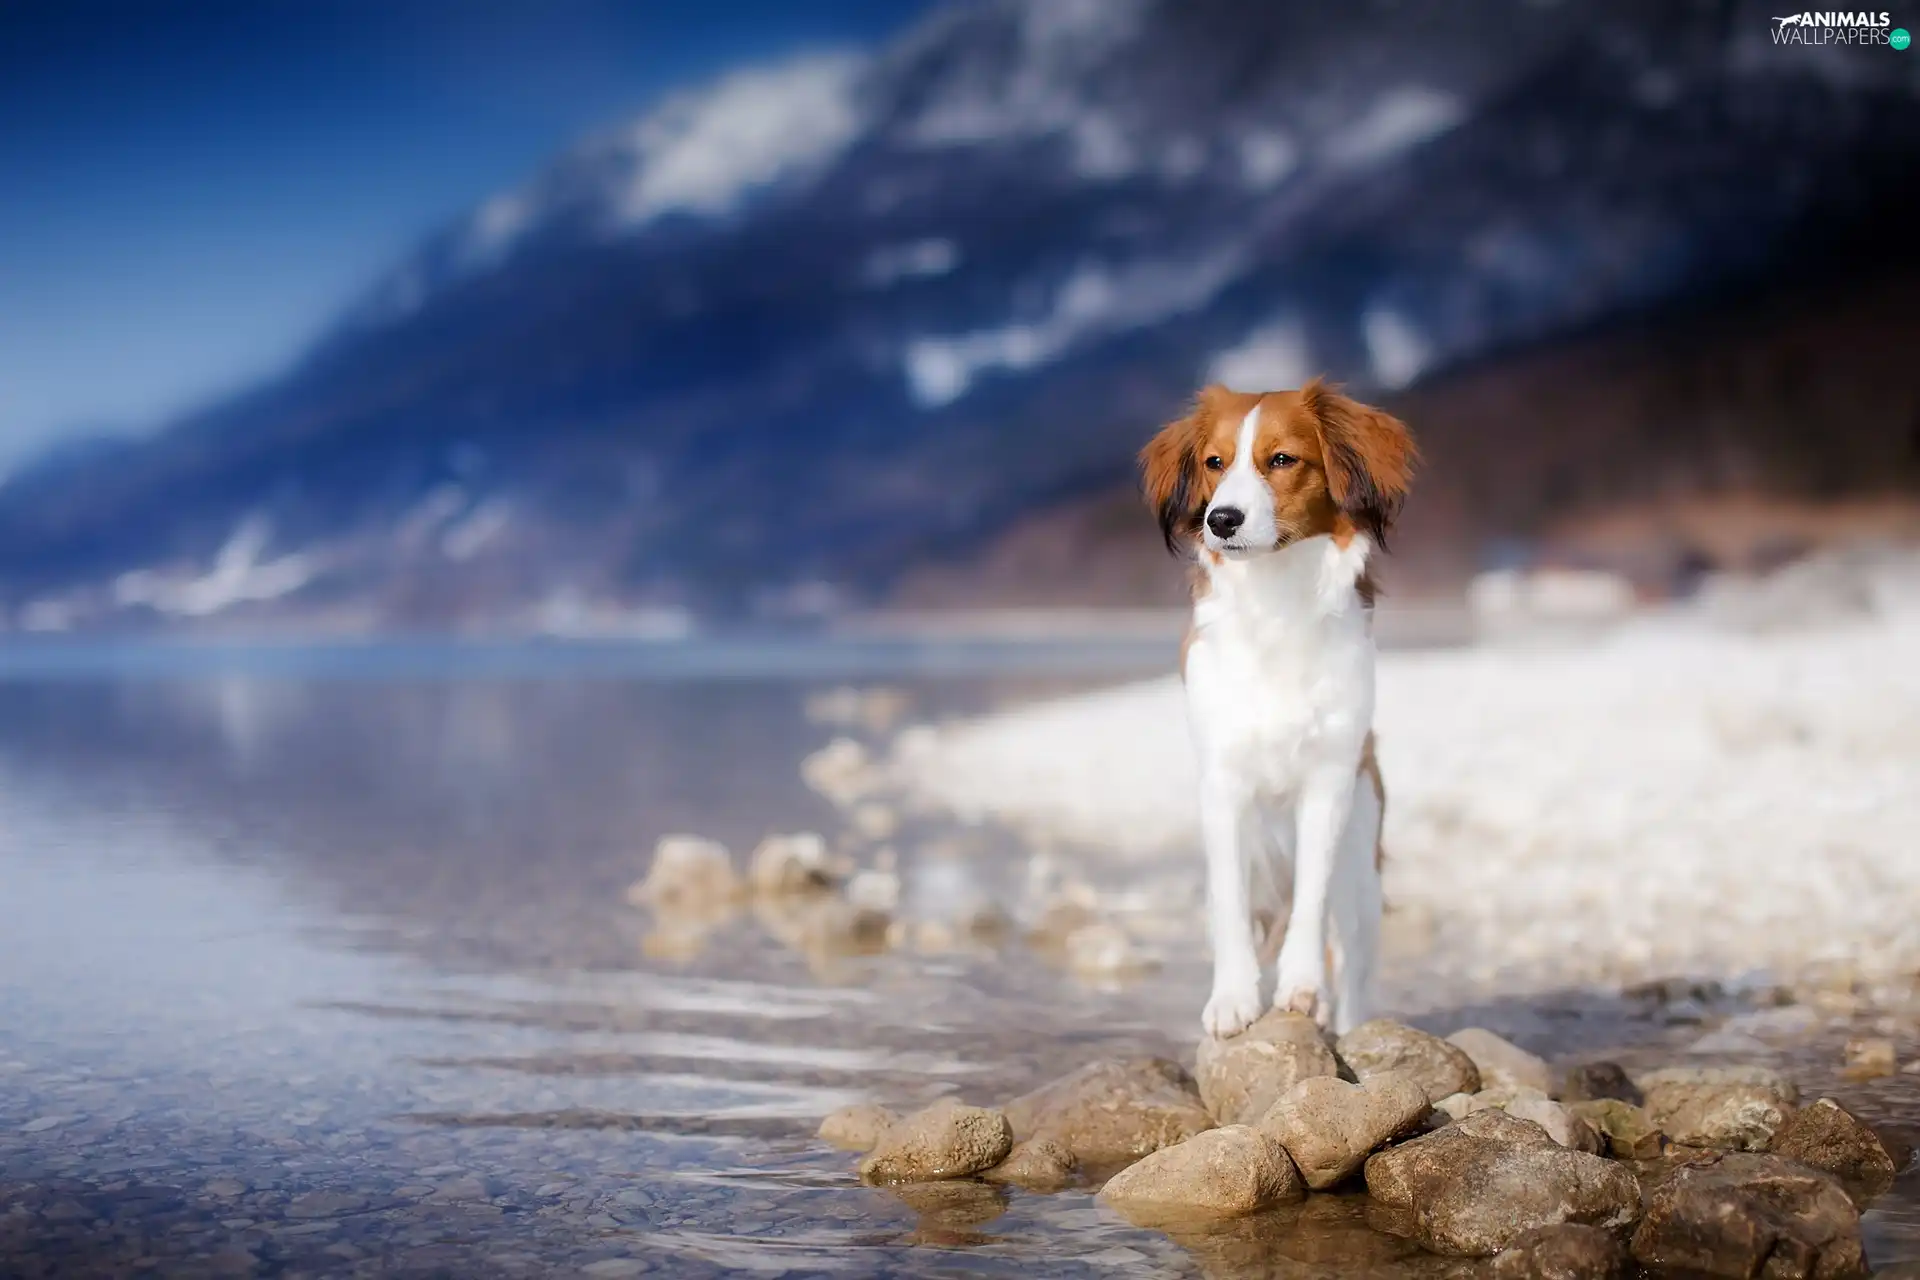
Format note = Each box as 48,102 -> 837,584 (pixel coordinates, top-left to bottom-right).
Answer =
1140,386 -> 1228,553
1302,378 -> 1418,545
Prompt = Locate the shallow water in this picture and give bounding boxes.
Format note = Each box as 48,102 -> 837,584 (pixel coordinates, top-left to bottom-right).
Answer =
0,644 -> 1913,1278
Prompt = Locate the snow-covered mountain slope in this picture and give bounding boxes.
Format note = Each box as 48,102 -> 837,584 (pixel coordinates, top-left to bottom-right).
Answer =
3,0 -> 1917,631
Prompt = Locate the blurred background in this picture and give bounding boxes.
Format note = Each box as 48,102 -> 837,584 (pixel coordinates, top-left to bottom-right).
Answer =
4,0 -> 1917,637
3,3 -> 1920,1276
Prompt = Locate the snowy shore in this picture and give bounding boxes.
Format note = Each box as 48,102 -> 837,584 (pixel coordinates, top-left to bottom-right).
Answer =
891,610 -> 1920,994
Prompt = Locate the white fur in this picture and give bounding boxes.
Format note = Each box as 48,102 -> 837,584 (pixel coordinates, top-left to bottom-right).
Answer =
1184,522 -> 1383,1037
1204,403 -> 1278,555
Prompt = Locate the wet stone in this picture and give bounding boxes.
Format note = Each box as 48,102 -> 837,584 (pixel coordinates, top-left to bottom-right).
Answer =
1097,1125 -> 1304,1223
817,1103 -> 896,1153
1766,1097 -> 1899,1204
981,1136 -> 1076,1192
1491,1222 -> 1630,1280
1567,1099 -> 1664,1160
283,1190 -> 366,1219
1639,1066 -> 1798,1151
1001,1057 -> 1213,1168
1631,1152 -> 1864,1280
859,1100 -> 1012,1184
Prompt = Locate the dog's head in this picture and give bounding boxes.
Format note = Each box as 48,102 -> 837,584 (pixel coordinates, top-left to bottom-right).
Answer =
1140,380 -> 1416,559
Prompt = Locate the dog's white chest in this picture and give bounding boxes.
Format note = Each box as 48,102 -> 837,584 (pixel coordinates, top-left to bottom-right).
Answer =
1182,541 -> 1375,794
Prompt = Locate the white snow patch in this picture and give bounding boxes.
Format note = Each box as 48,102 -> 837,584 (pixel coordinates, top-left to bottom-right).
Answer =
1362,306 -> 1432,390
1236,131 -> 1299,189
1326,88 -> 1466,166
1207,317 -> 1312,392
861,238 -> 960,287
611,52 -> 866,226
904,251 -> 1245,407
113,517 -> 316,618
888,614 -> 1920,992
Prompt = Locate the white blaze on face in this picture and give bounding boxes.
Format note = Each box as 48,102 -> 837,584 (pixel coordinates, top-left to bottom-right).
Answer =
1204,400 -> 1280,555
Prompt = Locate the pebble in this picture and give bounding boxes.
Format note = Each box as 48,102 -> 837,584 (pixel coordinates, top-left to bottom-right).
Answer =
1559,1062 -> 1642,1106
859,1101 -> 1012,1184
1255,1072 -> 1430,1190
1337,1020 -> 1481,1104
627,835 -> 741,910
283,1191 -> 366,1219
1567,1099 -> 1664,1160
746,832 -> 840,894
1194,1009 -> 1343,1126
1062,920 -> 1155,978
817,1102 -> 897,1153
1098,1125 -> 1304,1222
1841,1036 -> 1896,1080
1766,1097 -> 1899,1203
1001,1057 -> 1214,1168
1446,1029 -> 1556,1097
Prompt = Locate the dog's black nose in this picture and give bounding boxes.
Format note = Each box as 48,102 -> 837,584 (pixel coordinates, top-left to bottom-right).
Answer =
1206,507 -> 1245,538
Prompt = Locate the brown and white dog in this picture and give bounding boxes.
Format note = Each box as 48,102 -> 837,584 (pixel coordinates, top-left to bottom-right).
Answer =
1141,380 -> 1416,1037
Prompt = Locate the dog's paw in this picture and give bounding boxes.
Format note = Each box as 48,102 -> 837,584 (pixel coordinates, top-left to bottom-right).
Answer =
1275,984 -> 1329,1028
1201,981 -> 1264,1039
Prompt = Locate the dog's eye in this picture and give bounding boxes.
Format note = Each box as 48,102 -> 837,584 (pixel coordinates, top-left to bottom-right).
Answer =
1268,452 -> 1297,470
1203,455 -> 1224,471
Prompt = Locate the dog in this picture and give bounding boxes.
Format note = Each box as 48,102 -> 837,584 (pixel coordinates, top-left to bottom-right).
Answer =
1140,380 -> 1416,1038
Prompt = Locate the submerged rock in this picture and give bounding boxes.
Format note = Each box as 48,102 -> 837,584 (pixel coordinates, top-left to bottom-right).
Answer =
1098,1125 -> 1304,1222
981,1137 -> 1077,1192
1491,1223 -> 1630,1280
1767,1098 -> 1899,1203
1631,1152 -> 1864,1279
1001,1057 -> 1213,1169
859,1101 -> 1013,1184
1568,1099 -> 1664,1160
629,834 -> 741,910
1841,1037 -> 1897,1080
1195,1009 -> 1343,1126
1640,1067 -> 1797,1151
818,1102 -> 896,1153
1338,1019 -> 1481,1104
1447,1029 -> 1556,1096
1561,1062 -> 1642,1106
1366,1120 -> 1641,1256
1256,1072 -> 1430,1190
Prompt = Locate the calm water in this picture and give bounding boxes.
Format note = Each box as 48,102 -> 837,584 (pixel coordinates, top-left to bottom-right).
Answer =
0,643 -> 1912,1278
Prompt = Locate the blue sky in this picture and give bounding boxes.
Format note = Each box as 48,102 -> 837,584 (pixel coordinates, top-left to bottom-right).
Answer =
0,0 -> 933,470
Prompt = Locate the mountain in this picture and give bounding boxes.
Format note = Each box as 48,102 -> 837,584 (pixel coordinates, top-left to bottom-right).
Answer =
4,0 -> 1918,633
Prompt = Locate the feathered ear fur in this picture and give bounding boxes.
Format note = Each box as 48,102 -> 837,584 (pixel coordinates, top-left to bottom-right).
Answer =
1301,378 -> 1418,545
1139,387 -> 1222,553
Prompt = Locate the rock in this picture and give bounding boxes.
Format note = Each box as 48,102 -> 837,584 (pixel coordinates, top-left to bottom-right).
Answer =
887,1179 -> 1010,1229
1062,920 -> 1156,978
1434,1091 -> 1477,1123
1491,1223 -> 1630,1280
1338,1019 -> 1481,1104
1194,1009 -> 1343,1125
1447,1029 -> 1556,1096
1504,1097 -> 1605,1155
799,737 -> 875,807
817,1102 -> 896,1153
1097,1125 -> 1304,1222
1373,1132 -> 1642,1256
1568,1100 -> 1664,1160
1630,1152 -> 1864,1280
1366,1111 -> 1558,1208
1767,1098 -> 1899,1203
845,867 -> 901,912
981,1137 -> 1077,1192
747,832 -> 842,894
628,834 -> 741,909
859,1101 -> 1013,1184
1639,1067 -> 1797,1151
1001,1058 -> 1214,1169
1255,1072 -> 1430,1190
1841,1037 -> 1896,1080
1561,1062 -> 1642,1106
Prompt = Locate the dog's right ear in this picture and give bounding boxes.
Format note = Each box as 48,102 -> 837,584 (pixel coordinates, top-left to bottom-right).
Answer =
1139,387 -> 1221,554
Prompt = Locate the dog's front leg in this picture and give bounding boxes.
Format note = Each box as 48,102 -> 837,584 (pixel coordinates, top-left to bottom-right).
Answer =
1274,765 -> 1356,1027
1200,772 -> 1263,1038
